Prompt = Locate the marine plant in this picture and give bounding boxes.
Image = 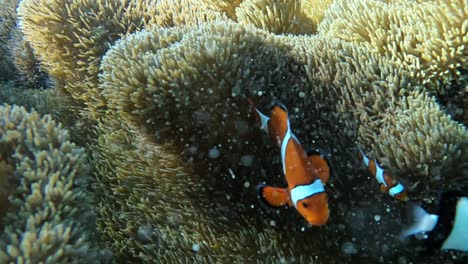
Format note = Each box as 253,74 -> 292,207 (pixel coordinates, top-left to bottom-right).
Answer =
11,0 -> 468,262
284,34 -> 468,178
17,0 -> 161,115
319,0 -> 468,95
0,104 -> 107,263
236,0 -> 315,34
154,0 -> 228,28
0,0 -> 19,81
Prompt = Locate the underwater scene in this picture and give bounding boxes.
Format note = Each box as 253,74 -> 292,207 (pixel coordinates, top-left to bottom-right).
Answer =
0,0 -> 467,263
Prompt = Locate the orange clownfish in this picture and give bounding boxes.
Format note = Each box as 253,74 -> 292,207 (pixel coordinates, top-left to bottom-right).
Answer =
249,99 -> 331,226
357,148 -> 408,202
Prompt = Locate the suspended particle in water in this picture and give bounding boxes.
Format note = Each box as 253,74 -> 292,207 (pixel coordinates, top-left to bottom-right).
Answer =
341,242 -> 358,255
240,154 -> 255,167
243,181 -> 251,188
208,148 -> 220,159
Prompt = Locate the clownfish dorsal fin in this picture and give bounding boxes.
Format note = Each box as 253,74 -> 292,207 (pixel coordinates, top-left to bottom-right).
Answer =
247,98 -> 270,133
307,150 -> 331,185
256,184 -> 291,208
270,101 -> 288,113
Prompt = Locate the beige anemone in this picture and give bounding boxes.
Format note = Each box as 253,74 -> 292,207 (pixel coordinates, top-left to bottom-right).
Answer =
17,0 -> 161,115
0,104 -> 106,263
319,0 -> 468,95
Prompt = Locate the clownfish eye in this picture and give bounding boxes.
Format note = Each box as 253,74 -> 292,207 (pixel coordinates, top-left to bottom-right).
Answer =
302,202 -> 309,208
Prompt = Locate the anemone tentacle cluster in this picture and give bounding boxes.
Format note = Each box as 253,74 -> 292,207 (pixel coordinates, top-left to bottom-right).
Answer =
0,104 -> 106,263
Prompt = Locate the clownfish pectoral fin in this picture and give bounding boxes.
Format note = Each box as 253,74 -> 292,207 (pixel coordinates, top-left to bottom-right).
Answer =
306,151 -> 331,184
256,184 -> 291,208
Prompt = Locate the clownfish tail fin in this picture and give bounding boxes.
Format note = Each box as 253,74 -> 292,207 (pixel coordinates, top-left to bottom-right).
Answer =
256,184 -> 291,208
247,98 -> 270,133
400,202 -> 439,240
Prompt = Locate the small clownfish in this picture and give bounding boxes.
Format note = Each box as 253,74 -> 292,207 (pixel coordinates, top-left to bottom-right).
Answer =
248,99 -> 331,226
357,148 -> 408,202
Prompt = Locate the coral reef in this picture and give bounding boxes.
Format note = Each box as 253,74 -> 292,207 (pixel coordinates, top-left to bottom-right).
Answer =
283,34 -> 468,178
17,0 -> 162,114
0,0 -> 19,81
98,18 -> 467,260
318,0 -> 468,95
201,0 -> 243,19
8,29 -> 48,88
154,0 -> 228,28
0,104 -> 106,263
0,81 -> 93,146
0,0 -> 47,87
99,21 -> 309,155
236,0 -> 315,34
300,0 -> 334,28
200,0 -> 333,34
9,0 -> 468,262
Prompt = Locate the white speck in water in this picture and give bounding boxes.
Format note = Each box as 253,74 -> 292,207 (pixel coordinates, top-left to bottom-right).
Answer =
269,220 -> 276,226
240,155 -> 255,167
192,243 -> 200,252
398,256 -> 407,264
243,181 -> 250,188
187,146 -> 198,155
301,227 -> 305,232
374,215 -> 381,222
136,224 -> 153,243
386,207 -> 391,213
228,168 -> 236,179
208,148 -> 220,159
257,91 -> 263,96
415,233 -> 428,240
299,91 -> 305,98
341,242 -> 358,255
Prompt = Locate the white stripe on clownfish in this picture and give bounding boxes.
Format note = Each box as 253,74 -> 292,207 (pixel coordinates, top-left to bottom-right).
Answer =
290,179 -> 325,208
389,183 -> 405,197
358,148 -> 387,187
253,101 -> 300,176
375,161 -> 387,187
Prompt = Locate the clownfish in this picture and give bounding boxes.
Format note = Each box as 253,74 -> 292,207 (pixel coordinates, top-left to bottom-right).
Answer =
357,148 -> 408,202
400,190 -> 468,252
248,99 -> 331,226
